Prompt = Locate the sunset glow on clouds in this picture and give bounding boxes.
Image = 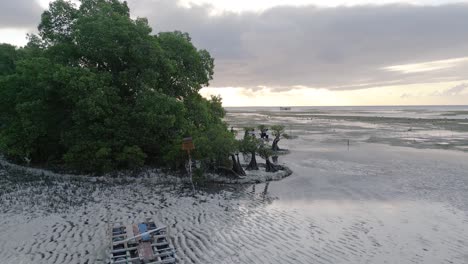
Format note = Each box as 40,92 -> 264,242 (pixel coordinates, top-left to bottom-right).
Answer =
201,81 -> 468,106
383,57 -> 468,74
2,0 -> 468,106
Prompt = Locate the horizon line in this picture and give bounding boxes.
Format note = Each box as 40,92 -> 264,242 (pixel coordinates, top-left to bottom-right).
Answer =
223,104 -> 468,107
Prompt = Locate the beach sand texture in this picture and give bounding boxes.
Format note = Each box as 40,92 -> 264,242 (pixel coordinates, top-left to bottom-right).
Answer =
1,106 -> 468,264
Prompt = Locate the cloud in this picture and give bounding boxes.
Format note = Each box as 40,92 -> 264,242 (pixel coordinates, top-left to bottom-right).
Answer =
127,0 -> 468,90
180,0 -> 468,11
383,57 -> 468,74
441,83 -> 468,96
0,28 -> 31,47
201,80 -> 468,106
0,0 -> 44,29
400,93 -> 412,99
3,0 -> 468,93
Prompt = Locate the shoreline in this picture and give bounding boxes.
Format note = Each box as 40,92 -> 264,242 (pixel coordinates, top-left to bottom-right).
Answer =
0,157 -> 293,185
206,164 -> 293,184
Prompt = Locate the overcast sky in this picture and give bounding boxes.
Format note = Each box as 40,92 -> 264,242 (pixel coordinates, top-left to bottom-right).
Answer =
2,0 -> 468,106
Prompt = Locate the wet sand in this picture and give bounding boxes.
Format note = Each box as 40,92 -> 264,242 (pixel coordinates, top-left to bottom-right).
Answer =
1,107 -> 468,264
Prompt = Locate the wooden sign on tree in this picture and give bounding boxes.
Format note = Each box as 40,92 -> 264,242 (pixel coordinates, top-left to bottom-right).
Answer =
182,137 -> 195,151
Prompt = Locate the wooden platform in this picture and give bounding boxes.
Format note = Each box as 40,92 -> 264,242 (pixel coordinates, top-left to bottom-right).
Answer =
109,219 -> 176,264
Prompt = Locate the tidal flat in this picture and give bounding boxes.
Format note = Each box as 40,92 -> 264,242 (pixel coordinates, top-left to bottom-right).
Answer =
1,106 -> 468,264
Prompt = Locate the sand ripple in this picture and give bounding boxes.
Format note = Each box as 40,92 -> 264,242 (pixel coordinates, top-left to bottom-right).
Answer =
1,172 -> 468,264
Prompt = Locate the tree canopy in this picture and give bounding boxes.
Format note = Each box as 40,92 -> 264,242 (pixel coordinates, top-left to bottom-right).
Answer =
0,0 -> 234,173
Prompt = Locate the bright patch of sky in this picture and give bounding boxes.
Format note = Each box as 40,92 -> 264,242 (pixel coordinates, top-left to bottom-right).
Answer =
37,0 -> 51,9
37,0 -> 80,8
383,57 -> 468,74
0,28 -> 29,46
201,80 -> 468,106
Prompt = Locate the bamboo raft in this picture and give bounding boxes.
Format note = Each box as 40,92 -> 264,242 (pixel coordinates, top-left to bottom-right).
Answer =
109,218 -> 176,264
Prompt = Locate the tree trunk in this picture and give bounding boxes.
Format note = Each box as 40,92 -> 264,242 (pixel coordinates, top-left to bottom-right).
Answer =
265,158 -> 279,172
272,155 -> 278,164
208,158 -> 215,171
231,154 -> 246,176
231,154 -> 237,172
244,130 -> 249,139
263,182 -> 270,196
272,136 -> 280,151
246,151 -> 259,170
216,167 -> 241,178
236,154 -> 246,176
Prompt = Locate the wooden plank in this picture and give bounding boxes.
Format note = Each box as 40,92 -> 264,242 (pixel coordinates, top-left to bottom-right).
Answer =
126,224 -> 135,243
146,257 -> 176,264
132,224 -> 141,242
151,242 -> 169,247
138,242 -> 155,261
112,246 -> 138,254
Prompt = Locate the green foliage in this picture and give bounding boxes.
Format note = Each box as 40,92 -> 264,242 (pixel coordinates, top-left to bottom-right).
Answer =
0,0 -> 234,173
257,142 -> 273,159
192,167 -> 207,185
270,124 -> 289,151
63,142 -> 114,173
239,133 -> 261,155
116,146 -> 147,169
257,124 -> 268,133
156,31 -> 214,99
192,123 -> 236,169
0,44 -> 17,76
270,125 -> 285,137
242,126 -> 255,139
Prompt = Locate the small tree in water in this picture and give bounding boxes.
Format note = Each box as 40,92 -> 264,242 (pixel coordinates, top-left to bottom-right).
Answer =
270,125 -> 290,151
239,127 -> 261,170
258,142 -> 281,172
243,126 -> 255,139
257,124 -> 269,140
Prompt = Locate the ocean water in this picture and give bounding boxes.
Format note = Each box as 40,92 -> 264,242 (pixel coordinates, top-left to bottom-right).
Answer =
226,105 -> 468,119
